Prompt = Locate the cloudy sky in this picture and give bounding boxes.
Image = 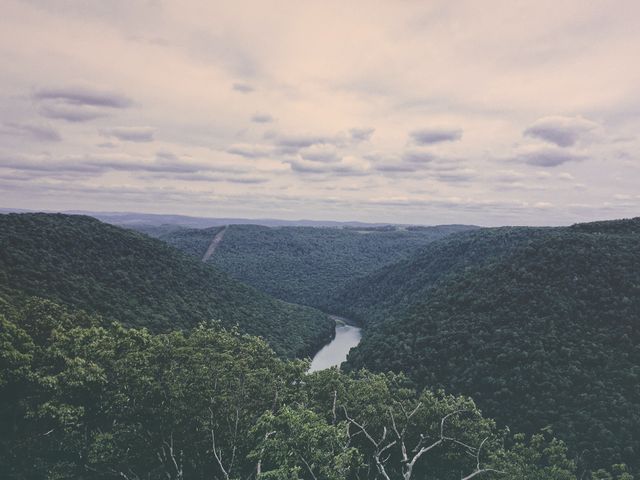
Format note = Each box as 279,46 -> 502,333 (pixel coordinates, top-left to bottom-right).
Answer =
1,0 -> 639,226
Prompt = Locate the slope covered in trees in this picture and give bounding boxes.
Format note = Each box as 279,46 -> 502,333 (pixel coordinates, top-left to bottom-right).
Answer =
0,213 -> 332,357
341,218 -> 640,473
154,223 -> 477,308
0,297 -> 583,479
327,226 -> 558,325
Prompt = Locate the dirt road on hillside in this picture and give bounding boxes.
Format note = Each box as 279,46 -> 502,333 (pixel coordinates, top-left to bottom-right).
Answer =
202,225 -> 228,262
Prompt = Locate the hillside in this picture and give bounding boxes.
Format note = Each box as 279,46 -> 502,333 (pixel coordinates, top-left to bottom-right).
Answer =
0,297 -> 579,479
342,218 -> 640,472
328,226 -> 558,325
0,213 -> 332,357
154,223 -> 478,308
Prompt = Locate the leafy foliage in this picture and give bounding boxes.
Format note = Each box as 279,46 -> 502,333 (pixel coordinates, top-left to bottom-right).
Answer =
328,226 -> 558,325
342,218 -> 640,473
156,223 -> 477,308
0,298 -> 579,479
0,213 -> 332,357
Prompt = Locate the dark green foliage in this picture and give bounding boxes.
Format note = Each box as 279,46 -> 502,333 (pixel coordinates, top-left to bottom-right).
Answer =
157,223 -> 477,308
342,218 -> 640,473
328,226 -> 558,325
155,225 -> 224,257
0,298 -> 578,479
0,213 -> 332,357
3,212 -> 638,479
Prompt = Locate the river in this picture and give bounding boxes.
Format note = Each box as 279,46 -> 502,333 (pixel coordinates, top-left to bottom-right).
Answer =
309,316 -> 362,372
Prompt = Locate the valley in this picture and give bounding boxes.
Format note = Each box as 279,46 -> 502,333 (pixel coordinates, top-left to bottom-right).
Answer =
1,211 -> 638,479
3,3 -> 637,478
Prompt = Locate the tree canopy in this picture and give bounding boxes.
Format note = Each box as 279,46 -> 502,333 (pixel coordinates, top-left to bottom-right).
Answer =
0,213 -> 332,358
340,218 -> 640,473
0,297 -> 579,479
153,223 -> 476,308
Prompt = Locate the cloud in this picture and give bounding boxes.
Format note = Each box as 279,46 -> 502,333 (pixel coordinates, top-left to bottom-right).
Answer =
370,150 -> 475,183
100,126 -> 155,142
275,134 -> 336,150
369,152 -> 425,173
300,144 -> 340,163
375,162 -> 420,173
434,169 -> 476,183
269,133 -> 349,156
137,171 -> 269,184
4,2 -> 640,225
410,127 -> 463,145
0,153 -> 99,173
226,143 -> 272,158
34,86 -> 133,108
1,122 -> 61,142
513,145 -> 587,167
558,172 -> 575,181
373,151 -> 465,175
287,156 -> 369,176
0,152 -> 246,176
266,128 -> 373,157
534,202 -> 553,209
350,127 -> 375,142
33,85 -> 133,122
232,82 -> 254,93
251,113 -> 274,123
402,150 -> 436,163
38,104 -> 109,122
523,115 -> 598,147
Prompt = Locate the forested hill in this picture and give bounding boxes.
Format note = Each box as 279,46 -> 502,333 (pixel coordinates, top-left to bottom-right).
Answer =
341,217 -> 640,472
0,213 -> 332,357
0,297 -> 580,479
151,223 -> 477,308
327,226 -> 558,325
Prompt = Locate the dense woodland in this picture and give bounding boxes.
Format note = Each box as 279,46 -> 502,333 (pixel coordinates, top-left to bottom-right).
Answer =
337,219 -> 640,474
151,223 -> 476,308
1,297 -> 586,479
327,226 -> 559,326
1,212 -> 638,479
0,214 -> 332,358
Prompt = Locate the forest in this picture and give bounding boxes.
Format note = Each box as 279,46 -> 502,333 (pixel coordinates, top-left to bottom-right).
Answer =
0,214 -> 332,358
1,297 -> 586,479
146,223 -> 476,308
337,218 -> 640,474
1,212 -> 638,479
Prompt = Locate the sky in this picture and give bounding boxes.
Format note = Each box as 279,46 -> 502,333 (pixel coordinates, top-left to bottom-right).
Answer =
1,0 -> 639,226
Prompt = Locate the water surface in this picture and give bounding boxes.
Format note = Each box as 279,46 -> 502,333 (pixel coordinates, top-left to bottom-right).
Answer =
309,317 -> 362,372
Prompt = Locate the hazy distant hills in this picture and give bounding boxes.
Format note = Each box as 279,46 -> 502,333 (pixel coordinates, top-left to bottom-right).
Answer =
148,223 -> 478,308
0,213 -> 333,357
338,217 -> 640,472
0,207 -> 440,229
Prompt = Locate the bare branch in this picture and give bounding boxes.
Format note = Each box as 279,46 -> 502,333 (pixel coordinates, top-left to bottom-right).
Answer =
298,453 -> 319,480
459,436 -> 505,480
209,407 -> 230,480
255,430 -> 275,477
331,390 -> 338,425
461,468 -> 505,480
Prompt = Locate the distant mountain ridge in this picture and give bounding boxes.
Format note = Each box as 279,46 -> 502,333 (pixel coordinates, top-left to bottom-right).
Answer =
1,207 -> 474,229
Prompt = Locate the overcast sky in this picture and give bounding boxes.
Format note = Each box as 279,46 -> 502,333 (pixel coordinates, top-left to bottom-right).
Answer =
1,0 -> 639,226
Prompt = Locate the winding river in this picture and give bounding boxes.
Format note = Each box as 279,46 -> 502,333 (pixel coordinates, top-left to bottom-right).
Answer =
309,316 -> 362,372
